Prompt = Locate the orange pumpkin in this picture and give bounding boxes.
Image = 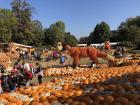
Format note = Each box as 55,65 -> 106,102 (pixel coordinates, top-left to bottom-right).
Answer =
7,103 -> 17,105
95,96 -> 104,103
104,95 -> 114,104
66,98 -> 73,104
115,97 -> 129,105
83,79 -> 89,84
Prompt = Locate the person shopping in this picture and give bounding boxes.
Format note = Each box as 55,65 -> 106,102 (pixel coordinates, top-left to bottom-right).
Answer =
35,62 -> 44,84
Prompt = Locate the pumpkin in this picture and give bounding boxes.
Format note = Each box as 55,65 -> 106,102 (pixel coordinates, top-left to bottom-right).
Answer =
40,101 -> 50,105
83,79 -> 89,84
54,92 -> 62,97
74,90 -> 83,96
80,102 -> 87,105
6,96 -> 15,101
66,98 -> 73,104
63,84 -> 69,91
101,103 -> 109,105
95,96 -> 104,103
22,101 -> 30,105
115,97 -> 129,105
61,94 -> 69,99
104,95 -> 114,104
30,101 -> 39,105
82,96 -> 93,104
37,103 -> 43,105
32,95 -> 39,102
92,101 -> 100,105
71,101 -> 80,105
48,95 -> 58,101
113,103 -> 122,105
125,94 -> 140,100
6,103 -> 17,105
40,96 -> 47,101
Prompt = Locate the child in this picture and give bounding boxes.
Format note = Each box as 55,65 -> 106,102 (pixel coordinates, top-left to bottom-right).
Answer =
60,54 -> 67,66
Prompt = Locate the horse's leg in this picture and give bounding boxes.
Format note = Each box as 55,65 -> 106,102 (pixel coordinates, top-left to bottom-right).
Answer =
91,57 -> 98,67
89,52 -> 98,67
73,56 -> 80,69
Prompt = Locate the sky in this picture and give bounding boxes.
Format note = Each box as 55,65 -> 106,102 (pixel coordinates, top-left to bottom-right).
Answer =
0,0 -> 140,39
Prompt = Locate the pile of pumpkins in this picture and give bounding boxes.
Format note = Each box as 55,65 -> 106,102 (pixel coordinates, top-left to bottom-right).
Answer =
114,58 -> 140,63
44,64 -> 109,76
44,68 -> 75,76
0,53 -> 11,69
0,65 -> 140,105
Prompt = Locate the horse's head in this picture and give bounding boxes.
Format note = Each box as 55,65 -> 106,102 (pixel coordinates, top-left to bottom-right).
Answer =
56,42 -> 63,52
61,43 -> 71,52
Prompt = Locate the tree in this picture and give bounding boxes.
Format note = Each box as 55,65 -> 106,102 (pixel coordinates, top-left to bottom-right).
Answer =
117,16 -> 140,48
31,20 -> 44,46
79,36 -> 89,44
88,22 -> 111,44
0,9 -> 17,43
89,24 -> 101,43
11,0 -> 34,45
127,16 -> 140,27
55,21 -> 65,32
100,21 -> 110,41
110,30 -> 119,42
44,21 -> 65,46
64,32 -> 78,46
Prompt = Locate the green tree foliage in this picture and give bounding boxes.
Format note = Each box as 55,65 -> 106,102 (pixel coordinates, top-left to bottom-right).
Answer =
88,21 -> 110,44
0,0 -> 78,48
127,16 -> 140,27
55,21 -> 65,32
89,24 -> 101,43
11,0 -> 34,45
64,32 -> 78,46
79,36 -> 89,44
44,21 -> 65,46
31,20 -> 44,46
44,21 -> 78,47
110,30 -> 120,42
0,9 -> 17,43
116,16 -> 140,48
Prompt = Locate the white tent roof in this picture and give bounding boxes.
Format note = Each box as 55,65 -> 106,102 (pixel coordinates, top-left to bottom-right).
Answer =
14,43 -> 33,48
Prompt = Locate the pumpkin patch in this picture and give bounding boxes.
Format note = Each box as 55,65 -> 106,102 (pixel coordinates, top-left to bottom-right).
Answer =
0,65 -> 140,104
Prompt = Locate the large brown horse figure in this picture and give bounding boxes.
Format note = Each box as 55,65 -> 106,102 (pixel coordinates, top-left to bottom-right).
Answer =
59,44 -> 121,68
